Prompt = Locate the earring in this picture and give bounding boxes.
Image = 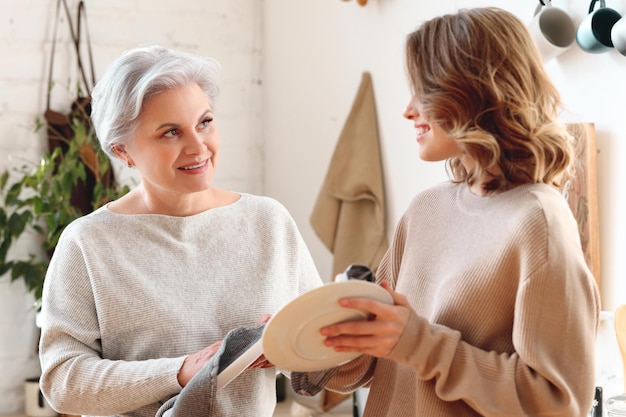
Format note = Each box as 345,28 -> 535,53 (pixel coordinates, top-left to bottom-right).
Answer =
127,161 -> 133,168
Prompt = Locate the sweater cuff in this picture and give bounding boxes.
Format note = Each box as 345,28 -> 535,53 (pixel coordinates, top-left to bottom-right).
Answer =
387,310 -> 423,363
387,310 -> 463,384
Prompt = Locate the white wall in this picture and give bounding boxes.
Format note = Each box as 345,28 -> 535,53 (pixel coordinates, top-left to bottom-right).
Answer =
0,0 -> 262,412
263,0 -> 626,315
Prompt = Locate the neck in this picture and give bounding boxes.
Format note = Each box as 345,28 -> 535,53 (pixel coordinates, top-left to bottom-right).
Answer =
137,187 -> 217,217
469,182 -> 487,196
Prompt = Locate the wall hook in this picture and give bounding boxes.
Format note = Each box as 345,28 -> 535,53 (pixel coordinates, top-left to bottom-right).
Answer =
341,0 -> 368,6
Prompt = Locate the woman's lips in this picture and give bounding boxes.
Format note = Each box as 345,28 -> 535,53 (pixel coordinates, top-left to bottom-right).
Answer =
179,159 -> 208,171
415,124 -> 431,139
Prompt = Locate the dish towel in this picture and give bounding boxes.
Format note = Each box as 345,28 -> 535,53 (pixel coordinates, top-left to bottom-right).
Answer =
310,72 -> 388,279
155,325 -> 264,417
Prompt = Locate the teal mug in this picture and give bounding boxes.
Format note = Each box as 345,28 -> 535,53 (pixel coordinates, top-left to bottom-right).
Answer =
576,0 -> 622,53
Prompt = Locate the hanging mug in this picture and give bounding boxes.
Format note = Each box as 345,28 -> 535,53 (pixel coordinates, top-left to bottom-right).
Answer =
576,0 -> 622,53
528,0 -> 577,61
611,15 -> 626,56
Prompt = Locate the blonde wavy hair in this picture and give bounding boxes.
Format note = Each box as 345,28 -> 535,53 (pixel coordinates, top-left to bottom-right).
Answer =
405,7 -> 574,192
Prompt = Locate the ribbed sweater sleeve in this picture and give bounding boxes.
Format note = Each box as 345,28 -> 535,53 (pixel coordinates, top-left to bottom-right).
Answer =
39,193 -> 323,417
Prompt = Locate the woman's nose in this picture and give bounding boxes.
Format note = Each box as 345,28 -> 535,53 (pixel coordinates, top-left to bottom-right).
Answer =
185,131 -> 206,154
403,101 -> 417,120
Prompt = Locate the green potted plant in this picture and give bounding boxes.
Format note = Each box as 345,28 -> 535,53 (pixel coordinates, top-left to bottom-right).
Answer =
0,101 -> 130,309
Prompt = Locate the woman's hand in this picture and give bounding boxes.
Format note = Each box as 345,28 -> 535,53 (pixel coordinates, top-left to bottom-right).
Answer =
177,313 -> 275,386
248,354 -> 273,369
320,281 -> 412,358
248,313 -> 274,369
177,341 -> 223,387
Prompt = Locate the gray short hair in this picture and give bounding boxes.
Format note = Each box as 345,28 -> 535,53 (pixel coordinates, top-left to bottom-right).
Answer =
91,45 -> 221,162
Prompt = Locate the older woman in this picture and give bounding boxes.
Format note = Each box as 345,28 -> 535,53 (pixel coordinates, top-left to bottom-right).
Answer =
39,45 -> 322,417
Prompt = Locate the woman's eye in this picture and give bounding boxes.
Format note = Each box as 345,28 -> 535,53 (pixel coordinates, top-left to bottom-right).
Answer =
163,129 -> 178,138
200,117 -> 214,128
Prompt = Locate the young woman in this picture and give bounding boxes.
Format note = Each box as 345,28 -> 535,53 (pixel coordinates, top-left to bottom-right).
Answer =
314,7 -> 600,417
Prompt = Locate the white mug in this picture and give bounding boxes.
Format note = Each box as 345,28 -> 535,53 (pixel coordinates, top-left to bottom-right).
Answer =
528,0 -> 577,61
24,378 -> 58,417
576,0 -> 622,53
611,15 -> 626,55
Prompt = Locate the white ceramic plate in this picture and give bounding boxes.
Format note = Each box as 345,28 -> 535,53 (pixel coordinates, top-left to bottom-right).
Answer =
216,338 -> 263,390
262,280 -> 393,372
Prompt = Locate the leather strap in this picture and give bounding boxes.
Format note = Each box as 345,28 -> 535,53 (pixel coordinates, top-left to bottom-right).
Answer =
75,1 -> 96,94
46,0 -> 95,110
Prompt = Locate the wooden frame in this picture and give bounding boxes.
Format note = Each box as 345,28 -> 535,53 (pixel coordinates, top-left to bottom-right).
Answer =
564,123 -> 601,291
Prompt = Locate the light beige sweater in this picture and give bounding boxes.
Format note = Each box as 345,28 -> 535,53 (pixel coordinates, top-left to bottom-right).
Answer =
326,181 -> 600,417
39,193 -> 323,417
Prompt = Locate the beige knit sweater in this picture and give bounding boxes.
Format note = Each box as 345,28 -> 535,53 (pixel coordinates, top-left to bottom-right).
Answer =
326,181 -> 600,417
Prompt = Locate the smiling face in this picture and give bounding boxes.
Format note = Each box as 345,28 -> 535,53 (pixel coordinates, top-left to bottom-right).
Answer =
119,83 -> 220,199
403,97 -> 462,162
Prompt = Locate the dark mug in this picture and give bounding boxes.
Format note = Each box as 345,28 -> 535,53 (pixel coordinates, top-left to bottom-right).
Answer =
576,0 -> 622,53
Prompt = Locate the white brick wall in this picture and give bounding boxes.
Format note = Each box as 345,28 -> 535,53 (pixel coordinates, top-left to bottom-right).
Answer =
0,0 -> 262,413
